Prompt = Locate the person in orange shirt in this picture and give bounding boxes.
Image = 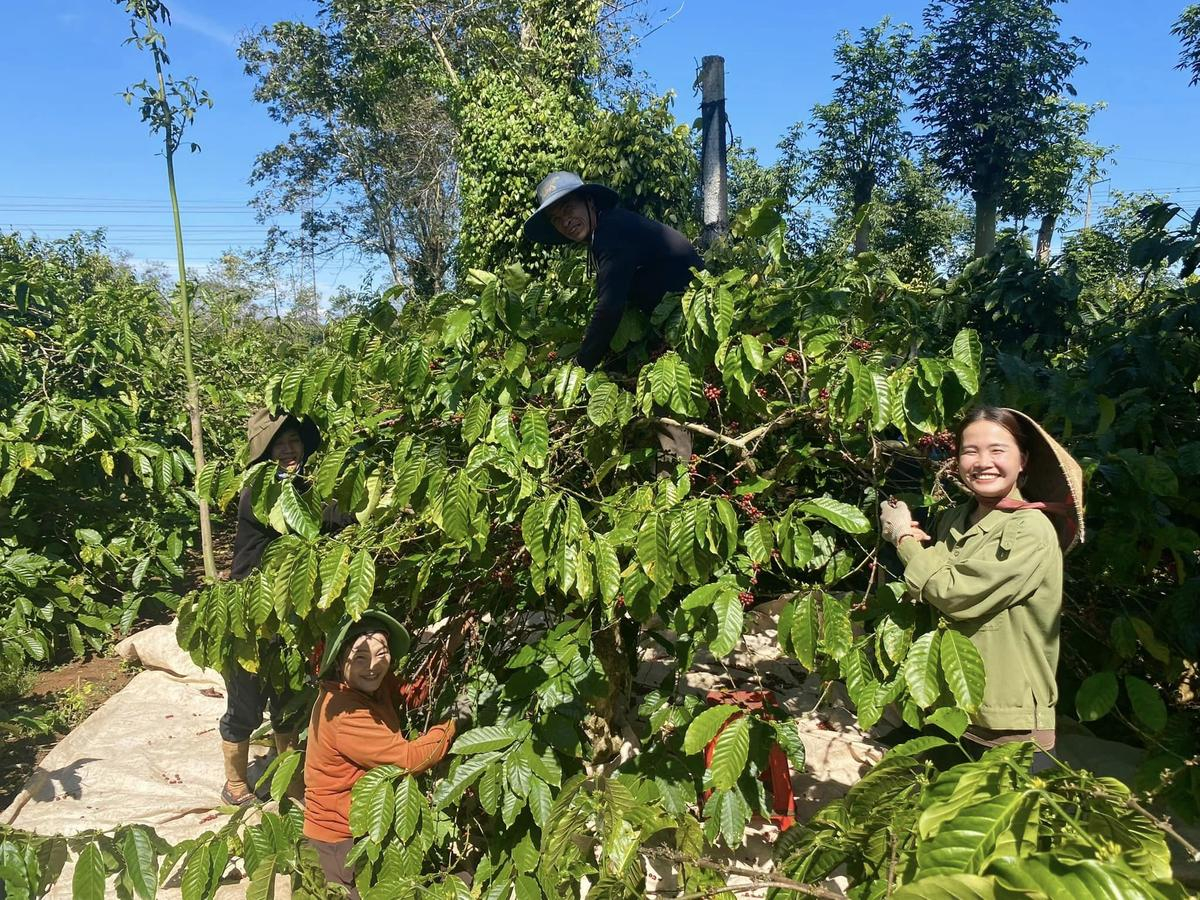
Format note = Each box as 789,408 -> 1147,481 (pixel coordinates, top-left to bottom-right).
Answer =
304,610 -> 457,896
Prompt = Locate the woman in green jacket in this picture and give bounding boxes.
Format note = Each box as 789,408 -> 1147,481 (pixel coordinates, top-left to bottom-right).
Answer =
879,407 -> 1084,769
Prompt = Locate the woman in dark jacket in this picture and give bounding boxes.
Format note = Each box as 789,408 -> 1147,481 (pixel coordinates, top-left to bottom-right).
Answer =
220,409 -> 326,805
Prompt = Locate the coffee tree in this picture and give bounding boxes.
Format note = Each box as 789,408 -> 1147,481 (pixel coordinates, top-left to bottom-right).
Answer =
156,204 -> 1194,897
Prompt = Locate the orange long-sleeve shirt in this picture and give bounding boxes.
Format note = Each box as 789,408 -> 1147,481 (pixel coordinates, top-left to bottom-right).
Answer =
303,674 -> 456,843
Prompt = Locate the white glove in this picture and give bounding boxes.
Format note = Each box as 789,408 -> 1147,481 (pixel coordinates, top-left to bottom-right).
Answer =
879,499 -> 914,544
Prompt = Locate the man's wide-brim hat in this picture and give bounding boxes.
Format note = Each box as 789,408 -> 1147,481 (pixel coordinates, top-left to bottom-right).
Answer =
523,171 -> 619,246
319,609 -> 411,681
245,408 -> 321,465
1003,408 -> 1086,554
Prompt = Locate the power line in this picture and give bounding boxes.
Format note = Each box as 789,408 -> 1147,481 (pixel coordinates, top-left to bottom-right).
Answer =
0,193 -> 255,205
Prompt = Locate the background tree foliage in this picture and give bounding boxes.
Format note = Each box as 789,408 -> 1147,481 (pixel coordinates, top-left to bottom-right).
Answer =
0,233 -> 312,677
913,0 -> 1087,258
808,18 -> 914,254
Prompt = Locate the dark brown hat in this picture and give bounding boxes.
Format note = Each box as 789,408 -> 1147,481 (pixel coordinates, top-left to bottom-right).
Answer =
245,409 -> 321,466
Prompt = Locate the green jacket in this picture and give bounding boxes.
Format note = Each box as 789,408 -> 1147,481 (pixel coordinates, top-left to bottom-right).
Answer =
897,499 -> 1063,731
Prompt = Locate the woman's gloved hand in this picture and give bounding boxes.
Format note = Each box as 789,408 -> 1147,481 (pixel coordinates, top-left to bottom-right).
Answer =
879,499 -> 914,543
879,499 -> 932,545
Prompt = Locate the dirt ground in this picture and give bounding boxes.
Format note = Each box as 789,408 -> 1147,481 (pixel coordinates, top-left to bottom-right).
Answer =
0,654 -> 135,810
0,523 -> 238,812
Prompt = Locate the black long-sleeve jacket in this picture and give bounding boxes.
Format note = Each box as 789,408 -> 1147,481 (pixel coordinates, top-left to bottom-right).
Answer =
231,483 -> 354,581
577,208 -> 703,371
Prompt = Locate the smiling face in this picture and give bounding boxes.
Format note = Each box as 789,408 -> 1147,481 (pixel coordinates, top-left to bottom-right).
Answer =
547,194 -> 594,243
269,425 -> 306,474
957,420 -> 1027,501
340,631 -> 392,694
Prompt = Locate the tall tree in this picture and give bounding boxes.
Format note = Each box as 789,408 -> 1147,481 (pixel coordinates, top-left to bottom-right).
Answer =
914,0 -> 1087,258
1174,4 -> 1200,85
809,19 -> 913,254
1002,98 -> 1110,263
240,9 -> 458,299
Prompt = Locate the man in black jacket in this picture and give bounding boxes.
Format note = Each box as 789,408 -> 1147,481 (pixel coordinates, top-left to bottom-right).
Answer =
524,171 -> 703,372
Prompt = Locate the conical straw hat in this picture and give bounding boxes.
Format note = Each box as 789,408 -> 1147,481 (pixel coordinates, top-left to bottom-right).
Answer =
1002,408 -> 1085,553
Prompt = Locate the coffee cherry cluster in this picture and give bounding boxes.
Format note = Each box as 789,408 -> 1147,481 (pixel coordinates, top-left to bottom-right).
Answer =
738,590 -> 755,609
850,338 -> 873,352
703,384 -> 723,401
818,388 -> 830,401
917,431 -> 956,454
736,492 -> 763,522
755,387 -> 768,399
450,412 -> 464,425
547,350 -> 558,361
784,351 -> 800,366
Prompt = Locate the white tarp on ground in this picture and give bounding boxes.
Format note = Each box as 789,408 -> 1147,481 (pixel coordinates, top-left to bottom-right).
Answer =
1,622 -> 286,898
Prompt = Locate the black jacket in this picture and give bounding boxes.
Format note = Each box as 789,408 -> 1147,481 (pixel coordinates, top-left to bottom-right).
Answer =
577,208 -> 703,371
231,482 -> 354,581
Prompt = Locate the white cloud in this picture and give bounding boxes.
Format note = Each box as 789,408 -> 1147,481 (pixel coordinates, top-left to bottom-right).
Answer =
170,4 -> 238,49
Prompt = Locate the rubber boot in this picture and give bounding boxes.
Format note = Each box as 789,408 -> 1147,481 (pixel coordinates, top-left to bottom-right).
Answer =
220,740 -> 255,806
273,731 -> 305,802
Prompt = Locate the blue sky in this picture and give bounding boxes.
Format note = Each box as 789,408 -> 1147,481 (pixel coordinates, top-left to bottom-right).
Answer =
1,1 -> 1197,294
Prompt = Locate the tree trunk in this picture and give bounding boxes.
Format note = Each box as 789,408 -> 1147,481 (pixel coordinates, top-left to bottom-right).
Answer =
585,616 -> 636,766
851,171 -> 876,255
972,190 -> 999,258
1036,213 -> 1056,264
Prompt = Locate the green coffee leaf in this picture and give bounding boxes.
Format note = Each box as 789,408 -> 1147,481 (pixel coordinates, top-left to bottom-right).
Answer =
1124,675 -> 1168,733
891,874 -> 999,900
277,482 -> 319,541
394,776 -> 423,842
121,826 -> 158,900
744,519 -> 774,564
821,593 -> 853,662
940,630 -> 985,713
269,750 -> 303,803
916,790 -> 1038,876
72,842 -> 108,900
904,631 -> 942,708
683,704 -> 739,755
451,724 -> 524,754
344,550 -> 375,620
790,593 -> 819,670
927,707 -> 970,739
797,497 -> 870,534
593,534 -> 621,604
520,408 -> 549,468
708,592 -> 744,658
462,395 -> 491,445
587,382 -> 618,426
1075,671 -> 1119,722
708,715 -> 751,790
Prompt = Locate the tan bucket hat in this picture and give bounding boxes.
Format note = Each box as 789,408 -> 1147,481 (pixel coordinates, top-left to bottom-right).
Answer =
1003,408 -> 1085,554
245,408 -> 321,466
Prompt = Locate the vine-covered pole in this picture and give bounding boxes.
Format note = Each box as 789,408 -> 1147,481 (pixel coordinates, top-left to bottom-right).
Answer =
699,54 -> 729,249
